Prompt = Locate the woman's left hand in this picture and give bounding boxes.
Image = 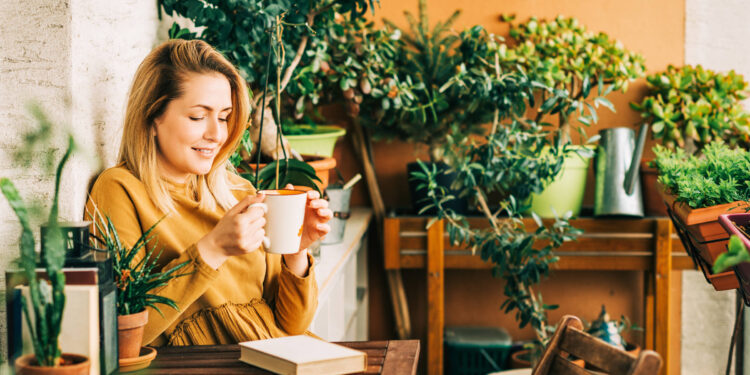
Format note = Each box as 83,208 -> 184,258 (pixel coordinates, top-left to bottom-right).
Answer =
298,188 -> 332,251
281,185 -> 331,276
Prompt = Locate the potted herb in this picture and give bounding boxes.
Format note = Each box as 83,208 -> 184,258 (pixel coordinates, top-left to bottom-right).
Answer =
1,105 -> 90,374
653,141 -> 750,290
498,15 -> 646,217
412,46 -> 582,366
159,1 -> 379,191
89,213 -> 190,365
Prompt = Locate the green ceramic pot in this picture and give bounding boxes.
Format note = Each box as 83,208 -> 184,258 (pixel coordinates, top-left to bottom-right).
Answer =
529,146 -> 594,218
285,125 -> 346,157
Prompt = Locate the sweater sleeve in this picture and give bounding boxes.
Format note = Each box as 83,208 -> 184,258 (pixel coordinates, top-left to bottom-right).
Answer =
262,252 -> 319,335
85,169 -> 220,345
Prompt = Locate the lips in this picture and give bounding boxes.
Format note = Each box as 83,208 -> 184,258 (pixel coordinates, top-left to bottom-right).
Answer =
192,147 -> 217,157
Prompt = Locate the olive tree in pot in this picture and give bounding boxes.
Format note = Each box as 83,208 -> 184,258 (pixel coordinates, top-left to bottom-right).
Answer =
411,49 -> 582,365
631,65 -> 750,216
160,0 -> 380,192
498,15 -> 646,218
1,105 -> 89,374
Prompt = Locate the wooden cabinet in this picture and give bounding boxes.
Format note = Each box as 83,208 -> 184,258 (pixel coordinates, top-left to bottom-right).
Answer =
309,208 -> 371,341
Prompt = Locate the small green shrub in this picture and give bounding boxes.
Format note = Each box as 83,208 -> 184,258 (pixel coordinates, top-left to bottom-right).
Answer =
653,141 -> 750,208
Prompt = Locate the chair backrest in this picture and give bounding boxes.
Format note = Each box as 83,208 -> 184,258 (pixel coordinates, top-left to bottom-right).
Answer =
532,315 -> 662,375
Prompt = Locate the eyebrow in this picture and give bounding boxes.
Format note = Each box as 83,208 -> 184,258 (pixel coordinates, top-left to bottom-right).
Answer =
191,104 -> 233,112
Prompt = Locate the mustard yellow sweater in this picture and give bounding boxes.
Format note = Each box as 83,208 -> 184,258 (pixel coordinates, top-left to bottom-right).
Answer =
85,166 -> 318,346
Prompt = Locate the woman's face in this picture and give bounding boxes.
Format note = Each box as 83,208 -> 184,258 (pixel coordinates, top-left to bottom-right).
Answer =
153,73 -> 233,183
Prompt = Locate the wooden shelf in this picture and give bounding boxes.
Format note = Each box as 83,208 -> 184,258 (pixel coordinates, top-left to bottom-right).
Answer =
384,215 -> 692,375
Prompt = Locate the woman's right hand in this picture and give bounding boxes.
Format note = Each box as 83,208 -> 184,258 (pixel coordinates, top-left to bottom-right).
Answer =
196,192 -> 267,269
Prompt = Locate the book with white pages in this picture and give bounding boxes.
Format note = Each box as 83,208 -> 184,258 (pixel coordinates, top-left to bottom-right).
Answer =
238,335 -> 367,375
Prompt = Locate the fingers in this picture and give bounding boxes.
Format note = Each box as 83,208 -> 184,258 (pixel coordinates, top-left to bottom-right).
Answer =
227,192 -> 266,216
306,190 -> 320,201
315,223 -> 331,234
316,208 -> 333,220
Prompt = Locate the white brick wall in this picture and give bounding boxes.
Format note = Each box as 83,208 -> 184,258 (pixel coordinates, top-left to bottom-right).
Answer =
0,0 -> 159,361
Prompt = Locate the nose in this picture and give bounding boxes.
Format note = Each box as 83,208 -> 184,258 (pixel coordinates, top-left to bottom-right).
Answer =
204,116 -> 224,143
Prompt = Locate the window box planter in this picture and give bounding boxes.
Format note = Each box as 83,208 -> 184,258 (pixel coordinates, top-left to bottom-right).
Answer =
657,181 -> 742,291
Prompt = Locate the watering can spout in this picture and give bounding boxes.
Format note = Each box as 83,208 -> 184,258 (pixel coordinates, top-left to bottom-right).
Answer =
623,123 -> 648,195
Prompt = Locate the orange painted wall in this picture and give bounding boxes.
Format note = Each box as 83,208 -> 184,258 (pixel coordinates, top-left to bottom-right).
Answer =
327,0 -> 684,371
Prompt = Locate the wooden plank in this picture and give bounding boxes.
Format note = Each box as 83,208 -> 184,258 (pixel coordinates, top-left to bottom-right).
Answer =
644,270 -> 655,351
669,271 -> 682,375
384,218 -> 401,270
560,329 -> 635,373
386,270 -> 411,339
400,254 -> 652,271
396,216 -> 657,234
426,220 -> 445,375
381,340 -> 420,375
400,236 -> 656,253
654,219 -> 672,375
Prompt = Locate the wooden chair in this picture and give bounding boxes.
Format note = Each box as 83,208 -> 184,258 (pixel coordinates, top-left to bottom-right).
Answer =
533,315 -> 662,375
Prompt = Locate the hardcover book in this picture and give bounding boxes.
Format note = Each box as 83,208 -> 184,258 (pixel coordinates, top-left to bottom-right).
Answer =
239,335 -> 367,375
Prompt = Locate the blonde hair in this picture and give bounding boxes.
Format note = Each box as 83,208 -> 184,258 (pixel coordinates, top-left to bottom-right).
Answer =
119,39 -> 250,214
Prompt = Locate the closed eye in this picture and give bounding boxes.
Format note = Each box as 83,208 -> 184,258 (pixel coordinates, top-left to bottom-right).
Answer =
190,116 -> 205,121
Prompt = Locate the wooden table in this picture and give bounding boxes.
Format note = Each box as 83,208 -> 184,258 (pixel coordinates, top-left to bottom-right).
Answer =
128,340 -> 420,375
384,216 -> 694,375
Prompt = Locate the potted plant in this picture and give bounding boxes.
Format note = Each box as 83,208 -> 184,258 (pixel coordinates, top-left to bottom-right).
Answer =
159,1 -> 379,191
631,65 -> 750,216
585,306 -> 641,356
653,141 -> 750,290
88,213 -> 190,368
498,15 -> 646,217
412,42 -> 582,366
1,105 -> 90,374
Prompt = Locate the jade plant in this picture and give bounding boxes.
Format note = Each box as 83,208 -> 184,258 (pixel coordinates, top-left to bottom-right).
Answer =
499,15 -> 646,145
652,141 -> 750,208
0,105 -> 75,367
631,65 -> 750,154
412,54 -> 582,358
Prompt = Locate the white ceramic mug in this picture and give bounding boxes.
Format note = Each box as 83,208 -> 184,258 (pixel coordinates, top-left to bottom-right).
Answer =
249,189 -> 307,254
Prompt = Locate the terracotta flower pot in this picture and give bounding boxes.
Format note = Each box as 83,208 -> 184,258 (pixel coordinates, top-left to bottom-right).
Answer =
640,160 -> 667,217
118,309 -> 149,359
14,353 -> 90,375
241,155 -> 336,192
657,181 -> 741,290
509,349 -> 531,369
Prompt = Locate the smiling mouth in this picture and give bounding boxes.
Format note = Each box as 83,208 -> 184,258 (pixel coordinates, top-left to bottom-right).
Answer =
192,147 -> 217,157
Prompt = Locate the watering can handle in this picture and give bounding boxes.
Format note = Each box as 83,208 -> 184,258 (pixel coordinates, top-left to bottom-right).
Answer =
624,123 -> 649,195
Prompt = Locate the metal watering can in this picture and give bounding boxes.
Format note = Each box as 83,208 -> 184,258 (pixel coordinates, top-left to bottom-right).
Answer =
593,124 -> 648,217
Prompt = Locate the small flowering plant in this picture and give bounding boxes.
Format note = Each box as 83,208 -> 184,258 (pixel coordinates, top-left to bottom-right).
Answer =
90,213 -> 191,316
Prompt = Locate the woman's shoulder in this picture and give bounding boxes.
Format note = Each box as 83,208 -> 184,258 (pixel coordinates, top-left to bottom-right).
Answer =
93,165 -> 142,188
90,165 -> 147,199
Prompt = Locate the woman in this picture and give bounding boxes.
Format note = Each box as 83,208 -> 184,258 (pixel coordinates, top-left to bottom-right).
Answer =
86,39 -> 331,346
